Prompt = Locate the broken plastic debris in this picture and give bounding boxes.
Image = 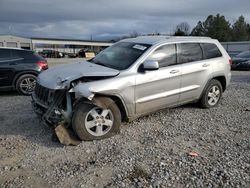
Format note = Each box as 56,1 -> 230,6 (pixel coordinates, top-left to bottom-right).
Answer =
188,152 -> 199,157
55,124 -> 81,146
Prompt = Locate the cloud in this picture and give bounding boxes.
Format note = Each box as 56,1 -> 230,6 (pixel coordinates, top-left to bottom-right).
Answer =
0,0 -> 249,40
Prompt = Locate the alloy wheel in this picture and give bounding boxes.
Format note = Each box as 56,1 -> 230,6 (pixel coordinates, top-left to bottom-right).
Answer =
207,85 -> 220,106
85,107 -> 114,137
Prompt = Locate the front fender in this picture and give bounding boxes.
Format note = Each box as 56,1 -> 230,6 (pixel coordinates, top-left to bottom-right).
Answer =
70,83 -> 95,100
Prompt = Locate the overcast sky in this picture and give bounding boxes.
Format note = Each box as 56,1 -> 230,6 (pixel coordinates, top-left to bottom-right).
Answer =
0,0 -> 249,41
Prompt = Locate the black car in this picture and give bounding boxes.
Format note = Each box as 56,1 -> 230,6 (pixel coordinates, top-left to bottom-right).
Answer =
231,51 -> 250,70
0,47 -> 48,95
39,50 -> 64,58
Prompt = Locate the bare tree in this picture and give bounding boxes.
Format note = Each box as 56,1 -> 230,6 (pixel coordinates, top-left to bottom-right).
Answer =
174,22 -> 190,36
129,30 -> 140,38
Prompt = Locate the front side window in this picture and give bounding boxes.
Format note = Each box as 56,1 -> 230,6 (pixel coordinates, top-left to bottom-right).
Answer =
146,44 -> 177,68
177,43 -> 202,64
201,43 -> 222,59
91,42 -> 151,70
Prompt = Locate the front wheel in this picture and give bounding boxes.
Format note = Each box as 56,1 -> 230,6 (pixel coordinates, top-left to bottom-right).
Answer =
72,97 -> 121,141
199,79 -> 223,108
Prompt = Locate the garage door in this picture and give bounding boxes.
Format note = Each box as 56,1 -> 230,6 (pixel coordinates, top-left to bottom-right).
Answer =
7,42 -> 17,48
21,43 -> 31,50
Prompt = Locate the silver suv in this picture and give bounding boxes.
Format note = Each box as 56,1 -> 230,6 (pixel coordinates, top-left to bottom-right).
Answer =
32,36 -> 231,141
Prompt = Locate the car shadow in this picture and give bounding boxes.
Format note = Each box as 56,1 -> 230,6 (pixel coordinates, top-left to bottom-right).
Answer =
0,90 -> 20,96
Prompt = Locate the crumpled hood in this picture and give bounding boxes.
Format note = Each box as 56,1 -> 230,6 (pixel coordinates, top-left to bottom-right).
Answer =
37,61 -> 120,89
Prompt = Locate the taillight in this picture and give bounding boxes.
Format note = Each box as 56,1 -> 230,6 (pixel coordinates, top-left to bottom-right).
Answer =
36,60 -> 48,70
229,59 -> 232,65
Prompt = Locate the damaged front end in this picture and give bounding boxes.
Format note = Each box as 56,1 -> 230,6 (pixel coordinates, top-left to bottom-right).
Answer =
32,82 -> 81,145
32,82 -> 73,127
31,61 -> 121,145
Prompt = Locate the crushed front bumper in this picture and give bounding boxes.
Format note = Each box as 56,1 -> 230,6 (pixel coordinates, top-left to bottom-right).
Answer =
31,83 -> 72,126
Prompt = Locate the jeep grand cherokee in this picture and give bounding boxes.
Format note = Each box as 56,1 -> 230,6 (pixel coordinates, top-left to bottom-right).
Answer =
32,36 -> 231,141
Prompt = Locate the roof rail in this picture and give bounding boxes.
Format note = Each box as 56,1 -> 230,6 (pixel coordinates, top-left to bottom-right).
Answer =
136,35 -> 211,39
170,36 -> 211,39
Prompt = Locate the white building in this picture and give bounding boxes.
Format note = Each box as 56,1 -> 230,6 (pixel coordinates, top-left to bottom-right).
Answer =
0,35 -> 113,53
0,35 -> 32,49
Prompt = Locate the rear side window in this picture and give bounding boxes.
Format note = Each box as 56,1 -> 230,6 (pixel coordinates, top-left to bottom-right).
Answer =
146,44 -> 177,68
0,49 -> 12,60
177,43 -> 202,64
200,43 -> 222,59
12,50 -> 33,59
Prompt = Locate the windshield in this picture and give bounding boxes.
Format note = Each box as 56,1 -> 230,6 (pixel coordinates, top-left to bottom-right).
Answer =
91,42 -> 151,70
236,51 -> 250,58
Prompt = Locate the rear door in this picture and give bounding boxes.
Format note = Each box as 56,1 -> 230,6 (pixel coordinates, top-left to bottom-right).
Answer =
177,43 -> 214,103
135,44 -> 181,115
0,49 -> 16,87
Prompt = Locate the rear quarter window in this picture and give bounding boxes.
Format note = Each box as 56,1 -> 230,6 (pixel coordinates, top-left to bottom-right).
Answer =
0,49 -> 12,61
12,50 -> 43,61
177,43 -> 203,64
200,43 -> 222,59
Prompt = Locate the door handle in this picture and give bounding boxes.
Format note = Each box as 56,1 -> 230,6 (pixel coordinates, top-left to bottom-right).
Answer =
202,63 -> 210,67
170,70 -> 179,74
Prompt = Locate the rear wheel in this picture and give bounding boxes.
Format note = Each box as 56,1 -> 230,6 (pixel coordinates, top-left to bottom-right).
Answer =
72,97 -> 121,141
16,74 -> 37,95
199,79 -> 223,108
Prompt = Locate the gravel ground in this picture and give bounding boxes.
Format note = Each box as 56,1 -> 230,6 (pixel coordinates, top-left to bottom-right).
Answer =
0,71 -> 249,188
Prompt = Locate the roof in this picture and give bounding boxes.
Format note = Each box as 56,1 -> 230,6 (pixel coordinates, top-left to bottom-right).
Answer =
0,46 -> 32,51
31,37 -> 112,44
0,35 -> 31,41
31,37 -> 113,46
122,36 -> 213,45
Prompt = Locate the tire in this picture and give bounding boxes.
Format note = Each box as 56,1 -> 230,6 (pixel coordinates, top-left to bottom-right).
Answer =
16,74 -> 37,95
72,97 -> 121,141
199,79 -> 223,108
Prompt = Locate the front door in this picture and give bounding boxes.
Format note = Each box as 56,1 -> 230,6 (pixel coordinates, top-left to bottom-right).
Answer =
135,44 -> 181,115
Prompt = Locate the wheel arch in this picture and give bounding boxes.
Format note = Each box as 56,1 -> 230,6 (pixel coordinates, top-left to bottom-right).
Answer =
212,75 -> 226,92
93,94 -> 129,122
199,75 -> 226,100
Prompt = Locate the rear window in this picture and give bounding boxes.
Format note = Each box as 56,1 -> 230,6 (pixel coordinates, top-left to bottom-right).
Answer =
236,51 -> 250,58
0,49 -> 12,60
12,49 -> 32,58
12,49 -> 43,60
177,43 -> 203,64
200,43 -> 222,59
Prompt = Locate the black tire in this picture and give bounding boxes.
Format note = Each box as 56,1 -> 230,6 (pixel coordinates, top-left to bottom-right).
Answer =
16,74 -> 37,95
199,79 -> 223,108
72,97 -> 121,141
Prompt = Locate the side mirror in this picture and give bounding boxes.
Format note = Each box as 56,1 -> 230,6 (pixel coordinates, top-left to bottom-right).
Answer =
142,60 -> 159,71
